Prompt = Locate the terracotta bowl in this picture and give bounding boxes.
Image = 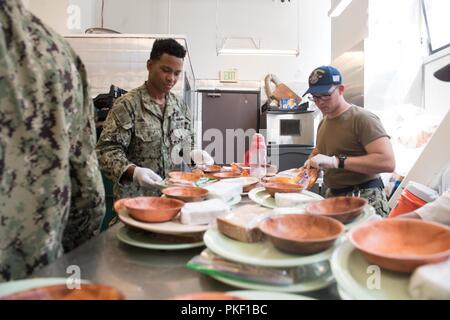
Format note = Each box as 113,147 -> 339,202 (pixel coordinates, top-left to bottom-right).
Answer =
267,176 -> 297,184
169,292 -> 243,300
114,198 -> 130,213
168,171 -> 202,183
259,214 -> 344,255
305,196 -> 368,224
263,182 -> 303,197
204,165 -> 222,174
162,186 -> 209,202
123,197 -> 184,223
1,283 -> 124,300
213,172 -> 242,179
349,219 -> 450,273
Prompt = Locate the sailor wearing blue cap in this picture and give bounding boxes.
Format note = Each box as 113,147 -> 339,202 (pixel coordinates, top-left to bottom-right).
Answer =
303,66 -> 396,217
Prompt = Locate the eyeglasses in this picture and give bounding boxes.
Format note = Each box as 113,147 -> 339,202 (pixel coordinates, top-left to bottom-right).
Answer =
307,87 -> 338,102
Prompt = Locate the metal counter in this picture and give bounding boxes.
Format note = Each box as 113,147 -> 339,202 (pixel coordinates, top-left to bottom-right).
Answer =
34,198 -> 341,300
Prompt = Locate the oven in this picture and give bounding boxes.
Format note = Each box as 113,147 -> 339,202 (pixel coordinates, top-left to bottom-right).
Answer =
260,110 -> 319,146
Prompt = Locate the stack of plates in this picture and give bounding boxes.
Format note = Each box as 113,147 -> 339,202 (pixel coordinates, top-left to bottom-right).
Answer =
115,201 -> 203,251
249,187 -> 379,231
330,240 -> 412,300
116,195 -> 242,251
248,187 -> 323,209
201,227 -> 338,293
0,278 -> 91,299
224,290 -> 314,300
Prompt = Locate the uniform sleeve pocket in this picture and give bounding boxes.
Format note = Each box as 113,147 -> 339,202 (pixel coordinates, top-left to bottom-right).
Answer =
113,107 -> 133,130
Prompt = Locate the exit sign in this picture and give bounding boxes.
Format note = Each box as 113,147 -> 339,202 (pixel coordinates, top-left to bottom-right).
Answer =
220,69 -> 239,83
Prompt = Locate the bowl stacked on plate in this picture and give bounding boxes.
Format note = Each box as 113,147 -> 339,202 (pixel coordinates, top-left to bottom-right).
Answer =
0,283 -> 124,300
189,207 -> 343,293
348,218 -> 450,273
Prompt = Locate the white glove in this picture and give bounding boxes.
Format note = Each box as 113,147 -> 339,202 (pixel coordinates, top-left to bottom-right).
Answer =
305,154 -> 338,169
132,166 -> 163,188
189,149 -> 214,169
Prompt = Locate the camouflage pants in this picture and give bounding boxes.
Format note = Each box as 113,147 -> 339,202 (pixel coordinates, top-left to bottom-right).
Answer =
326,187 -> 390,217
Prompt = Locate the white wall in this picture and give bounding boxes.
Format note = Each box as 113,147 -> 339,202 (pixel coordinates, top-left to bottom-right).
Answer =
330,0 -> 425,111
25,0 -> 70,34
100,0 -> 331,93
331,0 -> 368,62
330,0 -> 367,106
424,47 -> 450,119
365,0 -> 425,112
25,0 -> 331,98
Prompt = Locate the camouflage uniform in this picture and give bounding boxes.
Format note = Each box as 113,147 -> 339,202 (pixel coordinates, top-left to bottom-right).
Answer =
326,187 -> 390,217
0,0 -> 105,282
96,83 -> 194,201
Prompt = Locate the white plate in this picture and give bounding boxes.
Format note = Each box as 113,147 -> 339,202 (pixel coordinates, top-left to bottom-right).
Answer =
213,273 -> 335,293
227,290 -> 315,300
204,226 -> 341,268
118,210 -> 209,235
118,195 -> 240,235
116,226 -> 204,250
330,240 -> 412,300
337,285 -> 354,300
248,187 -> 323,209
227,195 -> 242,207
0,278 -> 91,298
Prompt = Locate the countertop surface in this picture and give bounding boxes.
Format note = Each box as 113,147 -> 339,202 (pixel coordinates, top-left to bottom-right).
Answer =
34,197 -> 341,300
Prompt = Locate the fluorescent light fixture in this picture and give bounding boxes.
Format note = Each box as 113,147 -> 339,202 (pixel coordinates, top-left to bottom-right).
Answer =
328,0 -> 352,17
217,48 -> 299,56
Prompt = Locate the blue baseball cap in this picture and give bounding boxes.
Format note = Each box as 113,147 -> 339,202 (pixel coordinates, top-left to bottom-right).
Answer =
302,66 -> 343,97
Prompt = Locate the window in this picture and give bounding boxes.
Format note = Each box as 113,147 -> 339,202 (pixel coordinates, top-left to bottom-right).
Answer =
421,0 -> 450,54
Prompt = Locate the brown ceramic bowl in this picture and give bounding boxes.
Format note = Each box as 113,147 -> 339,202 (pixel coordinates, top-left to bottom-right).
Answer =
263,182 -> 303,197
204,165 -> 222,174
168,171 -> 202,183
123,197 -> 184,223
162,186 -> 209,202
305,196 -> 368,224
259,214 -> 345,255
213,172 -> 242,179
114,198 -> 130,213
169,292 -> 244,300
1,283 -> 124,300
349,219 -> 450,273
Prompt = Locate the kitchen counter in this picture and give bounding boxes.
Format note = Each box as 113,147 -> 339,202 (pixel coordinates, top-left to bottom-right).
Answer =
33,197 -> 341,300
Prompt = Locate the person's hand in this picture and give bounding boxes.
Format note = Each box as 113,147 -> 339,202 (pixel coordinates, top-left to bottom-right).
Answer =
304,154 -> 338,169
190,149 -> 214,170
133,166 -> 163,188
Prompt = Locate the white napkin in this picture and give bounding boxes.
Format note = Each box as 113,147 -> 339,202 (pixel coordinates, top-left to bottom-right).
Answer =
180,199 -> 230,225
222,177 -> 258,189
274,192 -> 317,208
273,207 -> 307,215
409,258 -> 450,300
205,181 -> 243,202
